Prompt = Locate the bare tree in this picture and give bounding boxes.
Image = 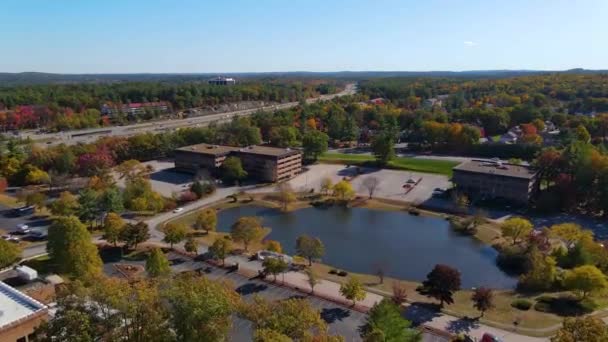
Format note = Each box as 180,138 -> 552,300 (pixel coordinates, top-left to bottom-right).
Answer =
361,177 -> 380,199
392,282 -> 408,306
373,261 -> 388,284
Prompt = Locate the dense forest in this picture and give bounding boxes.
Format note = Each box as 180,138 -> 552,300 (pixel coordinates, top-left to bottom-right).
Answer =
0,80 -> 339,130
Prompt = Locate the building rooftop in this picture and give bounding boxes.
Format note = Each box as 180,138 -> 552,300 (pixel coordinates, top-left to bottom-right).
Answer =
176,143 -> 239,156
235,145 -> 300,157
453,160 -> 538,179
176,143 -> 300,158
0,281 -> 47,330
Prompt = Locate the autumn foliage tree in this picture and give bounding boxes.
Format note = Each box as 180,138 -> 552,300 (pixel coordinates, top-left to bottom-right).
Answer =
417,264 -> 461,307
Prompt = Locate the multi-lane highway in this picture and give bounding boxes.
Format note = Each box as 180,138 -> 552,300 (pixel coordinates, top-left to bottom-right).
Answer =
18,83 -> 357,146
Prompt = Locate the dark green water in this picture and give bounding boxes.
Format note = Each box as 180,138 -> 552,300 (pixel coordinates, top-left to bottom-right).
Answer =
217,205 -> 517,288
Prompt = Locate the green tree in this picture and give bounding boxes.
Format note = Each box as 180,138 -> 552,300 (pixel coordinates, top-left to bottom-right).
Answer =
320,177 -> 334,195
305,268 -> 320,294
241,296 -> 329,340
190,181 -> 204,198
49,191 -> 80,216
100,186 -> 124,213
165,273 -> 238,342
25,167 -> 51,185
296,235 -> 325,266
575,125 -> 591,143
120,221 -> 150,249
25,191 -> 47,212
265,240 -> 282,253
103,212 -> 125,247
47,215 -> 102,279
269,126 -> 298,147
500,217 -> 534,244
209,238 -> 232,265
549,223 -> 590,247
417,264 -> 461,307
263,257 -> 289,282
340,277 -> 366,306
194,208 -> 217,233
552,316 -> 608,342
230,216 -> 264,252
146,248 -> 171,277
162,222 -> 188,249
184,237 -> 198,254
302,130 -> 329,162
371,132 -> 395,166
221,156 -> 247,185
332,180 -> 355,201
519,247 -> 557,291
277,182 -> 296,211
363,299 -> 420,342
78,188 -> 100,224
0,238 -> 21,268
254,329 -> 292,342
471,287 -> 494,318
564,265 -> 608,299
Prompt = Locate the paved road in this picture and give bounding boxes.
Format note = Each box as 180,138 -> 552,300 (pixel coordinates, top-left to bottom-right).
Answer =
18,83 -> 357,146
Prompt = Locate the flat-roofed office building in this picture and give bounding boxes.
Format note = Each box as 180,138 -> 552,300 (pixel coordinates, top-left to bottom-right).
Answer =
0,281 -> 49,342
452,160 -> 539,204
174,143 -> 302,182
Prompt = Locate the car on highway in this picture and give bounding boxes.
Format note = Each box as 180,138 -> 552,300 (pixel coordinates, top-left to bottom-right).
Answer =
173,207 -> 184,213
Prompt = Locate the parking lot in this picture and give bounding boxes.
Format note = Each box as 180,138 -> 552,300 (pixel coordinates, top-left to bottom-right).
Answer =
0,204 -> 51,245
114,160 -> 195,198
104,251 -> 368,341
285,164 -> 451,204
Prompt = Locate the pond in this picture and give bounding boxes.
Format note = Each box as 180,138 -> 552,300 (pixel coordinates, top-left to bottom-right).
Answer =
216,205 -> 518,289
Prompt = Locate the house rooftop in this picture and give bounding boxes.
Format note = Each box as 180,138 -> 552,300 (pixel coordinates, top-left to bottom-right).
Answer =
453,160 -> 538,179
0,281 -> 47,330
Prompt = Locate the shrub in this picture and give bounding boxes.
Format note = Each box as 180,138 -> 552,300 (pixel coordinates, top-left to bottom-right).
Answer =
329,269 -> 338,275
511,299 -> 532,311
338,271 -> 348,277
534,301 -> 551,312
178,191 -> 198,203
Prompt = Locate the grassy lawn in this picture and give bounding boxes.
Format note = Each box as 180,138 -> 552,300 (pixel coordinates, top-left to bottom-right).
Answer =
318,153 -> 458,176
309,262 -> 567,334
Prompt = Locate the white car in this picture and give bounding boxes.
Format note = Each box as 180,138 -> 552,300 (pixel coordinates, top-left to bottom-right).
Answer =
173,207 -> 184,213
15,224 -> 30,233
2,235 -> 20,243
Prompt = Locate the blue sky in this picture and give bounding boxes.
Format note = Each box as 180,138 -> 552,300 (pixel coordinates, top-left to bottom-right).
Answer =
1,0 -> 607,73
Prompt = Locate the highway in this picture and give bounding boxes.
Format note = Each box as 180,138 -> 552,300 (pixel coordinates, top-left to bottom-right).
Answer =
18,83 -> 357,146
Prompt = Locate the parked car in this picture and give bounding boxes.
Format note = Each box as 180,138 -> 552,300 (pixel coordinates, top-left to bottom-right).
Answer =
481,333 -> 503,342
173,207 -> 184,213
27,230 -> 48,240
2,234 -> 20,243
14,224 -> 30,234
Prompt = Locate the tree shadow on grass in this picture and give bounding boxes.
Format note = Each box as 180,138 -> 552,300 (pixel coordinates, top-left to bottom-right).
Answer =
403,302 -> 442,326
534,295 -> 596,317
446,317 -> 480,335
321,307 -> 351,324
235,282 -> 268,295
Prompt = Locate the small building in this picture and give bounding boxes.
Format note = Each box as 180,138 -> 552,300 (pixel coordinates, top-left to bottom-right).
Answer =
174,143 -> 302,182
0,281 -> 49,342
452,160 -> 539,204
208,76 -> 236,85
